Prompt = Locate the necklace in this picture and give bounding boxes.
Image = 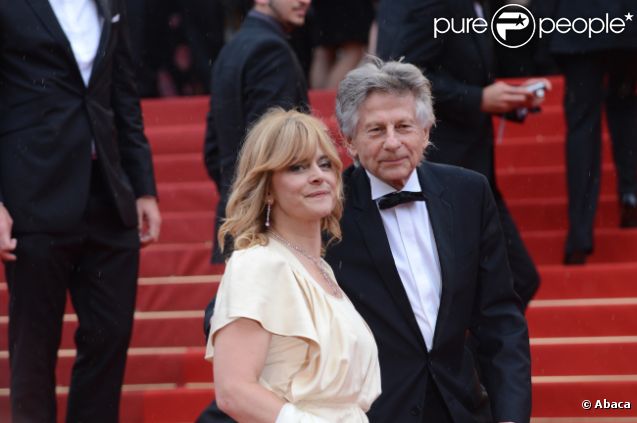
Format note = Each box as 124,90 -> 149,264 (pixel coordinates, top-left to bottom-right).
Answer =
269,230 -> 342,298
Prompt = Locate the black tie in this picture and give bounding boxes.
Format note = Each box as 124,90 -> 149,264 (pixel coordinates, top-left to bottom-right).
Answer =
378,191 -> 425,210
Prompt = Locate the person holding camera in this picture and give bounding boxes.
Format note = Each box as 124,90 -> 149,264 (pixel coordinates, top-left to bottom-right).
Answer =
377,0 -> 549,308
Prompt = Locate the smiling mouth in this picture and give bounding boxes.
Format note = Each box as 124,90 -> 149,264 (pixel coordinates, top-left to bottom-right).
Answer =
307,191 -> 330,198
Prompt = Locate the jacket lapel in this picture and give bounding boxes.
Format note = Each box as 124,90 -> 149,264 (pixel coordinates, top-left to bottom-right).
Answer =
418,163 -> 455,348
349,167 -> 428,350
25,0 -> 74,58
89,0 -> 112,87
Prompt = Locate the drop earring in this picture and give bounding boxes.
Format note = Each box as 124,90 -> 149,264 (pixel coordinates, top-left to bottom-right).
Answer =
265,201 -> 272,227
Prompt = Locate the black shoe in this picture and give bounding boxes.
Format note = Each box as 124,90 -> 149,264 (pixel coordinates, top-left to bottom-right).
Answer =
620,193 -> 637,228
563,250 -> 587,265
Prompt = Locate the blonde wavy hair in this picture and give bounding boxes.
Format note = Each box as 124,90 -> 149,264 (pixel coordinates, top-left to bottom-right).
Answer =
218,108 -> 344,254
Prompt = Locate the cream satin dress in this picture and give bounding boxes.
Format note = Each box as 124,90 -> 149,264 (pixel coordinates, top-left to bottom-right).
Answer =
206,237 -> 381,422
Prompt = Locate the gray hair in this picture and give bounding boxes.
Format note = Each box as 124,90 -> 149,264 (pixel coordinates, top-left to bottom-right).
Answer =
336,57 -> 435,139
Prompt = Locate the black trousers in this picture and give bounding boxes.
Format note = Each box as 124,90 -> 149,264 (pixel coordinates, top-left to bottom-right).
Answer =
558,50 -> 637,254
5,165 -> 140,423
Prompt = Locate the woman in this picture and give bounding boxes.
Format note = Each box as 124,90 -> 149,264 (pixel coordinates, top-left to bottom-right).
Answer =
205,109 -> 381,422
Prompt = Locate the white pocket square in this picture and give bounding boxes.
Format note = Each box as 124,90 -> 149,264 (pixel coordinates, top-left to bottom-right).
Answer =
111,14 -> 120,23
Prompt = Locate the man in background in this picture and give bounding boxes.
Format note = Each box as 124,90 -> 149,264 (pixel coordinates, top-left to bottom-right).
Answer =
0,1 -> 160,421
204,0 -> 311,263
539,0 -> 637,264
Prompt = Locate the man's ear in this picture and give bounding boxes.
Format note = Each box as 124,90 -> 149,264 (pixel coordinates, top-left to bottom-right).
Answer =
422,127 -> 431,150
344,137 -> 357,159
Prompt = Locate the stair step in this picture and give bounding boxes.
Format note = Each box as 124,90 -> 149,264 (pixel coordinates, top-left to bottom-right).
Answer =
142,97 -> 209,127
159,211 -> 215,244
524,228 -> 637,265
526,299 -> 637,337
0,311 -> 205,350
531,336 -> 637,376
139,242 -> 214,277
494,135 -> 613,169
535,263 -> 637,299
146,124 -> 204,156
508,196 -> 620,232
0,275 -> 221,316
498,164 -> 618,200
0,347 -> 210,389
153,154 -> 209,183
157,181 -> 217,212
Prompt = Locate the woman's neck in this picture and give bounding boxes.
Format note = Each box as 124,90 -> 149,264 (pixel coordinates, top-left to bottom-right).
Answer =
269,221 -> 322,257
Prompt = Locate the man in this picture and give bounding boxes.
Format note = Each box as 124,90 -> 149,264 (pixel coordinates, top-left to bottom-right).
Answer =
204,0 -> 310,263
325,59 -> 531,422
377,0 -> 544,307
539,0 -> 637,264
0,1 -> 160,421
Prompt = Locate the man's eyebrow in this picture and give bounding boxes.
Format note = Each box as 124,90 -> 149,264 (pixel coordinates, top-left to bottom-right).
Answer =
362,120 -> 383,128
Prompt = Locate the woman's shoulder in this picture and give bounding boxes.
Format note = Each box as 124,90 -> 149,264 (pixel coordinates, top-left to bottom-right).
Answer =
225,240 -> 295,280
229,240 -> 287,264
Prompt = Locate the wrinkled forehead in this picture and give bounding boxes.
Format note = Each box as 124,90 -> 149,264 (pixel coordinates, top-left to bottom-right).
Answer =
357,90 -> 419,123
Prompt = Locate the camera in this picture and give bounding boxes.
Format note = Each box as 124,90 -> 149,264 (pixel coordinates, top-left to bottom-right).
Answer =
525,81 -> 547,99
504,81 -> 547,122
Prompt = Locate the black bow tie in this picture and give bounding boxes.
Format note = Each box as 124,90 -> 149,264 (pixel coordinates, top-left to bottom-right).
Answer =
378,191 -> 424,210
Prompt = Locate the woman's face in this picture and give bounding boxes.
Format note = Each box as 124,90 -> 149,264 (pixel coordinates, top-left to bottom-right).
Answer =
269,147 -> 338,228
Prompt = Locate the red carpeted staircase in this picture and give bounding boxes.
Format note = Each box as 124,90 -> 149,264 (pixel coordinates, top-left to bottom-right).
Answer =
1,77 -> 637,422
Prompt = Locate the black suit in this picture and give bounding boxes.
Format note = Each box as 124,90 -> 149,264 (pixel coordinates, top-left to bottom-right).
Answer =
377,0 -> 540,307
325,162 -> 531,423
0,1 -> 156,421
538,0 -> 637,254
203,13 -> 309,262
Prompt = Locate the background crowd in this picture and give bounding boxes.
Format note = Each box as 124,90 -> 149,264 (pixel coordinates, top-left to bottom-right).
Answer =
125,0 -> 561,98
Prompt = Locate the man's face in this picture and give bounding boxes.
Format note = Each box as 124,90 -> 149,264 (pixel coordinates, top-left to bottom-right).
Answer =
257,0 -> 311,28
347,91 -> 429,190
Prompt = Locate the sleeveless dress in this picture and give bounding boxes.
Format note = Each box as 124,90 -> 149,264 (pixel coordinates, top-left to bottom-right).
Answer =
206,237 -> 381,422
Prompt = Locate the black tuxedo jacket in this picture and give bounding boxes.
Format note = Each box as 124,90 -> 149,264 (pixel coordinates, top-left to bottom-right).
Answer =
203,15 -> 309,192
378,0 -> 497,185
0,0 -> 156,233
325,162 -> 531,423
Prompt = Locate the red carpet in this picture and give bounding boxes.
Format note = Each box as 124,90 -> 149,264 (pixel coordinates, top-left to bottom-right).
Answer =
2,76 -> 637,421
